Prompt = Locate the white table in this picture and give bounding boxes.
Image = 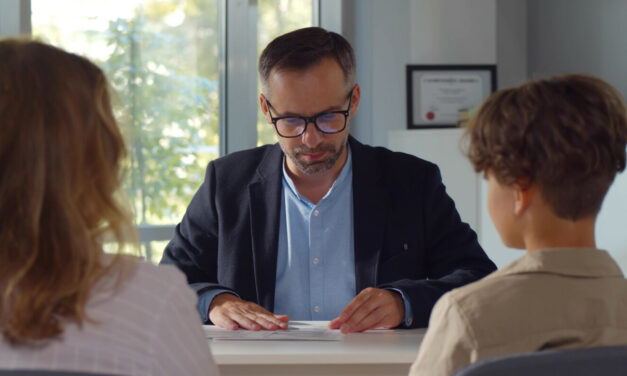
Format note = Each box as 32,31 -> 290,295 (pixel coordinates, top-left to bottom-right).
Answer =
206,321 -> 425,376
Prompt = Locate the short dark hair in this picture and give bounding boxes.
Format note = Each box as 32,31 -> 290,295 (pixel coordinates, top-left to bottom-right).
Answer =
465,73 -> 627,220
258,27 -> 355,95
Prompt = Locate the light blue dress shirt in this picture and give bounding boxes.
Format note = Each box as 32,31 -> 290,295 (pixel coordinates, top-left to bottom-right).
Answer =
273,149 -> 356,320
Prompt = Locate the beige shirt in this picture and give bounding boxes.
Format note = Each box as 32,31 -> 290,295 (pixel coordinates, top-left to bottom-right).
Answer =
0,259 -> 218,376
409,248 -> 627,376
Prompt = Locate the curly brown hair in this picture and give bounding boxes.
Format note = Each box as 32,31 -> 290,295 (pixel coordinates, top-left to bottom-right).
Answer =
0,39 -> 136,344
465,73 -> 627,220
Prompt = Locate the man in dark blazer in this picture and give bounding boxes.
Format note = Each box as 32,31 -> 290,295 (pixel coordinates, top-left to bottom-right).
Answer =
161,27 -> 496,332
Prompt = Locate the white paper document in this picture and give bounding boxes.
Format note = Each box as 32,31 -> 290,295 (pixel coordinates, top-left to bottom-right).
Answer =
203,321 -> 344,341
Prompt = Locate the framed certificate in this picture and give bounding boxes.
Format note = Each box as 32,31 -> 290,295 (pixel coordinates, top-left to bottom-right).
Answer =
406,65 -> 496,129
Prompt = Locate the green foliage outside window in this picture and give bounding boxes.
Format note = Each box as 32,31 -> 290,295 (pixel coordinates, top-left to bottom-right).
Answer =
33,0 -> 220,226
104,16 -> 218,225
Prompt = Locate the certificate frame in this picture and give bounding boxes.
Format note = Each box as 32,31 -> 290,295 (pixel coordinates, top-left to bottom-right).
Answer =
406,64 -> 496,129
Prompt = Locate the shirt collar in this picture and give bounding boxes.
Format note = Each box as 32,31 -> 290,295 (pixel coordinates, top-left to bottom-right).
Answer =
489,248 -> 624,279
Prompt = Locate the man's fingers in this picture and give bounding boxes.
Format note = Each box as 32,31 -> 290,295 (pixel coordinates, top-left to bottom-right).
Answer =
252,315 -> 282,330
237,304 -> 289,330
342,306 -> 385,333
243,309 -> 289,329
340,299 -> 379,333
230,310 -> 262,331
338,287 -> 375,321
266,313 -> 290,327
338,288 -> 405,333
275,315 -> 289,329
328,317 -> 343,329
212,313 -> 239,331
341,298 -> 377,331
210,296 -> 290,331
231,303 -> 290,330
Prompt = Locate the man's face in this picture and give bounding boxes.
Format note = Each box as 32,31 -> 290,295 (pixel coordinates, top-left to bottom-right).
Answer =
260,57 -> 360,176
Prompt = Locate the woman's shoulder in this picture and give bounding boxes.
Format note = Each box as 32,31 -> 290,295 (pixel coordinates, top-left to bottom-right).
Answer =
132,257 -> 187,281
94,255 -> 196,308
124,257 -> 192,295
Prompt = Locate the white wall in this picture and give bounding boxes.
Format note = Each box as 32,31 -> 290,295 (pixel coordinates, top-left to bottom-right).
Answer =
0,0 -> 21,36
348,0 -> 525,267
497,0 -> 527,89
409,0 -> 496,65
527,0 -> 627,92
389,128 -> 481,233
348,0 -> 499,149
346,0 -> 410,148
0,0 -> 30,37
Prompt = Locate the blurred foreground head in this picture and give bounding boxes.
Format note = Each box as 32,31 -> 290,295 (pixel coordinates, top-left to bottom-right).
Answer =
0,39 -> 134,344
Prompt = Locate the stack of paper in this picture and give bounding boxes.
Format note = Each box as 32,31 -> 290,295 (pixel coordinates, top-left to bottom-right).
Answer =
203,321 -> 344,341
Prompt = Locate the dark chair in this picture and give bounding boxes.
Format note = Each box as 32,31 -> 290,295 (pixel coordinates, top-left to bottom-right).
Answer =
453,345 -> 627,376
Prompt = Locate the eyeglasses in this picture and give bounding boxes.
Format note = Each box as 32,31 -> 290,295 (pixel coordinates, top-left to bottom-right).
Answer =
265,88 -> 354,138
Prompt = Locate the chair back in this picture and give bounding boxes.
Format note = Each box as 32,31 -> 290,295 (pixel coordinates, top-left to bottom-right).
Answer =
453,345 -> 627,376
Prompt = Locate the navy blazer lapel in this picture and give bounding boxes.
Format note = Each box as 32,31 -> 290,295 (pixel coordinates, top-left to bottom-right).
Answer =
248,144 -> 283,311
349,137 -> 388,292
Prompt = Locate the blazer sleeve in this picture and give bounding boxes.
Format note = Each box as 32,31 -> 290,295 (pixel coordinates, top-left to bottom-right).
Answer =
378,163 -> 496,328
160,162 -> 236,303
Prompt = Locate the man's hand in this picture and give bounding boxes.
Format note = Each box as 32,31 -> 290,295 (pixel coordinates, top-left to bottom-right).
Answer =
209,293 -> 289,331
328,288 -> 404,333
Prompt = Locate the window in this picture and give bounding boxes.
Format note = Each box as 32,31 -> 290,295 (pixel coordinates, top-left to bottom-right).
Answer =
32,0 -> 220,262
28,0 -> 317,263
256,0 -> 315,146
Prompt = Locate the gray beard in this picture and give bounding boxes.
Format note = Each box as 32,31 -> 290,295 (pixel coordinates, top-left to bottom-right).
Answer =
284,141 -> 346,175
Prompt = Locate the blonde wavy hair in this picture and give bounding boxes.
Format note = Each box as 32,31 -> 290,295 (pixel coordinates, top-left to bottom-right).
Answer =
0,39 -> 136,344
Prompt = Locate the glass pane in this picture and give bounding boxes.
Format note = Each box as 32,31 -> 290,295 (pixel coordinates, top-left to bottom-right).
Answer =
140,240 -> 170,264
256,0 -> 314,146
32,0 -> 220,227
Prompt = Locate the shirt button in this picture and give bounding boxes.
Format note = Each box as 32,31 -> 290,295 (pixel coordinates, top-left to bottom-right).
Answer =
314,306 -> 320,312
313,210 -> 319,216
313,257 -> 319,265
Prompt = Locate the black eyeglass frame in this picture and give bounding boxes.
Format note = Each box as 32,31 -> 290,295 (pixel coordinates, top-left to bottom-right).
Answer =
265,88 -> 355,138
